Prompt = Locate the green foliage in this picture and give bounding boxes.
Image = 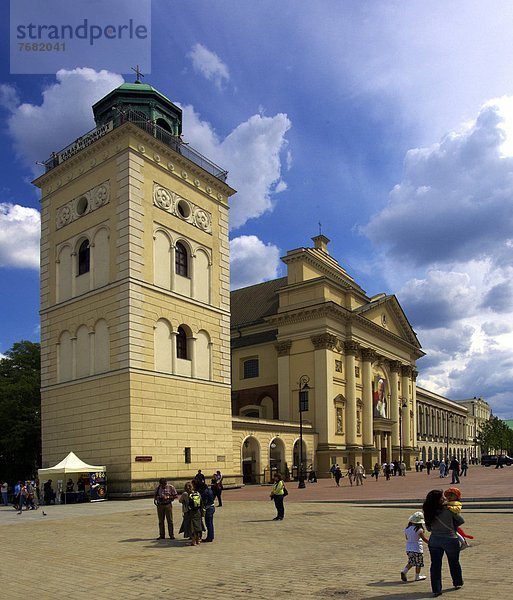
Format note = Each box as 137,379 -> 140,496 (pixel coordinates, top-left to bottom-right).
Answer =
477,416 -> 513,455
0,341 -> 41,482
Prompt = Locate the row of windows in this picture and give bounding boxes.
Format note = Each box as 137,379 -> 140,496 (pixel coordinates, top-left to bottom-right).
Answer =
56,228 -> 211,306
57,319 -> 213,383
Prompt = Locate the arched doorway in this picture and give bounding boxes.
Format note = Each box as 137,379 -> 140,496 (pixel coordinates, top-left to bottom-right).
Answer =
241,436 -> 260,484
270,437 -> 286,479
292,438 -> 307,480
428,447 -> 433,461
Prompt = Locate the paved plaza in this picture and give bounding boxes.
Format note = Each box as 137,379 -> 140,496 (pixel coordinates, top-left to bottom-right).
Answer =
1,467 -> 511,599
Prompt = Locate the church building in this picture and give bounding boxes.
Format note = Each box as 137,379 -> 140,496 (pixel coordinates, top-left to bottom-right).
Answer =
34,79 -> 487,494
231,234 -> 425,479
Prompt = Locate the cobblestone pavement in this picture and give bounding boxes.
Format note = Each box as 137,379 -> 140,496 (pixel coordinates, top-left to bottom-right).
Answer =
1,468 -> 511,600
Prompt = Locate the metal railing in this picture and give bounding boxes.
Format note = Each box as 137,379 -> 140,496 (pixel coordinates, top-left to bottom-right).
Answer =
43,108 -> 228,182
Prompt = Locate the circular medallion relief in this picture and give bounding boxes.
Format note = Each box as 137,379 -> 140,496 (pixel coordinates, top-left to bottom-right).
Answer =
381,313 -> 387,327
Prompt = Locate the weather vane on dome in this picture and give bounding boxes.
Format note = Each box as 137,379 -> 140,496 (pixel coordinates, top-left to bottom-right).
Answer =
318,221 -> 322,236
131,65 -> 145,83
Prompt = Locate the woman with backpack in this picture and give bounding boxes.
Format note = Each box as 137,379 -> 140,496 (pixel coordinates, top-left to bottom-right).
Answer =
179,480 -> 205,546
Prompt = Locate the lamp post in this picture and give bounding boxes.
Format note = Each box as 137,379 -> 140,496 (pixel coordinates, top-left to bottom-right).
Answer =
399,400 -> 407,463
297,375 -> 310,489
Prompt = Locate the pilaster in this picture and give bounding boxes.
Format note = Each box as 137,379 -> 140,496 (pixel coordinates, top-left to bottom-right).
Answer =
344,340 -> 359,446
275,340 -> 292,421
361,348 -> 377,448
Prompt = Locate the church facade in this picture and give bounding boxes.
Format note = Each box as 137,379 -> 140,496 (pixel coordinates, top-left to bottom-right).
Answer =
35,80 -> 489,493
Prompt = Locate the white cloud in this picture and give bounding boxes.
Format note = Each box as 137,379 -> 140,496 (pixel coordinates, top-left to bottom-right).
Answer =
181,105 -> 291,229
4,68 -> 123,173
188,43 -> 230,89
0,203 -> 40,269
363,98 -> 513,268
0,84 -> 20,112
230,235 -> 281,289
360,97 -> 513,416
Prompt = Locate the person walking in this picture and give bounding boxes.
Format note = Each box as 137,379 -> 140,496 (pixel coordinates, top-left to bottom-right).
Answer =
372,463 -> 380,480
439,461 -> 446,478
460,458 -> 468,477
423,489 -> 464,597
400,511 -> 429,583
385,463 -> 391,481
426,460 -> 432,475
211,470 -> 223,506
199,481 -> 215,542
334,465 -> 343,486
354,462 -> 365,486
347,465 -> 354,486
449,457 -> 460,484
1,481 -> 8,506
270,472 -> 286,520
154,478 -> 178,540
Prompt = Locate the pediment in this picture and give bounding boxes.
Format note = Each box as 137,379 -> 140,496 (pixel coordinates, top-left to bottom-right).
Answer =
355,295 -> 421,349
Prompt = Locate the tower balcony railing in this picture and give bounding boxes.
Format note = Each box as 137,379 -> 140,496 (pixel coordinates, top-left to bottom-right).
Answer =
43,108 -> 228,182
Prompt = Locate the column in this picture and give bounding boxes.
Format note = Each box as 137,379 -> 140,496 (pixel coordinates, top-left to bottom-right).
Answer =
71,251 -> 77,297
275,341 -> 292,421
412,369 -> 418,451
312,334 -> 337,445
190,336 -> 197,378
344,341 -> 359,446
170,245 -> 176,291
387,432 -> 393,463
190,253 -> 196,299
170,331 -> 177,374
71,336 -> 77,380
401,365 -> 412,450
389,361 -> 401,450
89,330 -> 95,376
361,348 -> 377,448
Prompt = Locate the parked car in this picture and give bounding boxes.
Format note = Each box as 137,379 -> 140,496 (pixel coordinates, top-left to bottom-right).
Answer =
481,454 -> 513,466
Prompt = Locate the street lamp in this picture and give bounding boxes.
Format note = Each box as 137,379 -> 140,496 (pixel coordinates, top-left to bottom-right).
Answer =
399,400 -> 408,464
297,375 -> 310,489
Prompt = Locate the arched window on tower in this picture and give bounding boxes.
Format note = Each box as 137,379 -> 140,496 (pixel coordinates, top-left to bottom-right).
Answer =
176,326 -> 188,360
78,239 -> 90,275
175,242 -> 188,277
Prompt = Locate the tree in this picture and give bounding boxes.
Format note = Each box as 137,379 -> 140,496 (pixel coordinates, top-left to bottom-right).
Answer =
477,416 -> 513,455
0,340 -> 41,482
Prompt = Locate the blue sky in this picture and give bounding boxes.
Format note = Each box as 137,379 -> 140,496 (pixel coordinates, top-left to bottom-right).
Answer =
1,1 -> 513,417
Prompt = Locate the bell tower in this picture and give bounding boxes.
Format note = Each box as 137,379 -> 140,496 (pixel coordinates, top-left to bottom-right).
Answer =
35,80 -> 236,494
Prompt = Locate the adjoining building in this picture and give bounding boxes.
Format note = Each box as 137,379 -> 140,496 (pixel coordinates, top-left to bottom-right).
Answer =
34,79 -> 490,493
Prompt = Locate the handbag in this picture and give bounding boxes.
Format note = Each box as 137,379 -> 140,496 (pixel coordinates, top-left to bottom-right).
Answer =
283,486 -> 288,496
435,514 -> 469,550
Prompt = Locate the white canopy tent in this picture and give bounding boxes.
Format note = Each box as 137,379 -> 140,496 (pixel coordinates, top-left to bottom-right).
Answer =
38,452 -> 107,503
38,451 -> 106,478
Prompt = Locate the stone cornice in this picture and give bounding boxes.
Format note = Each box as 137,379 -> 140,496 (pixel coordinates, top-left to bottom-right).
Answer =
266,302 -> 350,327
36,122 -> 234,202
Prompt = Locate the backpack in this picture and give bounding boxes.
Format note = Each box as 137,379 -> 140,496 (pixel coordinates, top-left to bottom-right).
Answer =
189,491 -> 201,510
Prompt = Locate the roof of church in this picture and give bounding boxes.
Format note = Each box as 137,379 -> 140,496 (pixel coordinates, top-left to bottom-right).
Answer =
231,277 -> 287,328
